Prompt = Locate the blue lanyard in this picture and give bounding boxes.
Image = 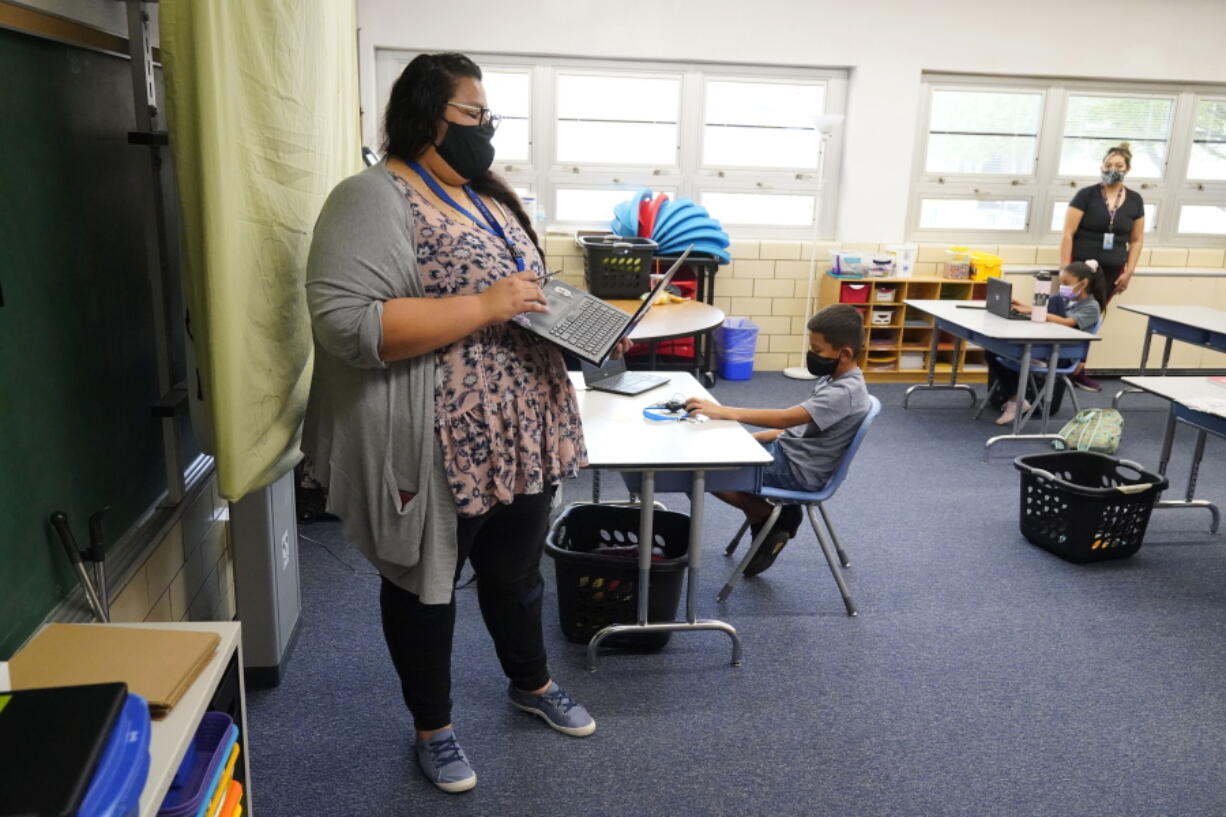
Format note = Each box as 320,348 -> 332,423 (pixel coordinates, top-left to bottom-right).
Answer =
407,161 -> 524,271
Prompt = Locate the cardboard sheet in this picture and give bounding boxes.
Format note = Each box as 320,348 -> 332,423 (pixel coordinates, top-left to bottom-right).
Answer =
8,623 -> 220,718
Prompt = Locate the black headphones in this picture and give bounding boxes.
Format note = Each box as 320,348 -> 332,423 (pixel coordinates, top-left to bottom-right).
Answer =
642,397 -> 697,422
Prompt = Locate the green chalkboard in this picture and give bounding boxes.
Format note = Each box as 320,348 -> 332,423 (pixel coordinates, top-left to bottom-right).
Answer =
0,27 -> 194,656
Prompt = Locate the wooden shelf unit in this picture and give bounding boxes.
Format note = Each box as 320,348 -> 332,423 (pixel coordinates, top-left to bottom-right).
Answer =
819,273 -> 989,383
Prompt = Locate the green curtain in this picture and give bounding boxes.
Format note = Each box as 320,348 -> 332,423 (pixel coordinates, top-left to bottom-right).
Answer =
161,0 -> 361,499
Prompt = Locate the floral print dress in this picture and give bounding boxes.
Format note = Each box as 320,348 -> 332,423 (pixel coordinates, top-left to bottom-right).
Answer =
388,172 -> 586,516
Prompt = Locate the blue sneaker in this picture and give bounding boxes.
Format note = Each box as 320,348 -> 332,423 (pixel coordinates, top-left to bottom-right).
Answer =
508,681 -> 596,737
414,728 -> 476,793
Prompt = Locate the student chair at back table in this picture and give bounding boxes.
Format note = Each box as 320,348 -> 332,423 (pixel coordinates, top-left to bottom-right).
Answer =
720,395 -> 882,616
973,318 -> 1102,421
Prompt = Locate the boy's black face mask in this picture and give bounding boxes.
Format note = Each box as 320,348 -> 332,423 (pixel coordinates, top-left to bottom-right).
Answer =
806,351 -> 839,378
436,120 -> 496,181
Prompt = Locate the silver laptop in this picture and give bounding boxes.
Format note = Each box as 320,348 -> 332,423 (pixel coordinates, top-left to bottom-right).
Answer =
580,356 -> 669,396
513,247 -> 692,365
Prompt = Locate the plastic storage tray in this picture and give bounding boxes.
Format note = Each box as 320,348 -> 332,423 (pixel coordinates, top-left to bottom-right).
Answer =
579,235 -> 657,298
158,712 -> 236,817
1013,451 -> 1169,563
545,504 -> 690,649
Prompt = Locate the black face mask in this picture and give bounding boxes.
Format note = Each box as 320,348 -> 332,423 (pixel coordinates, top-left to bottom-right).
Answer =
436,120 -> 496,181
806,351 -> 840,378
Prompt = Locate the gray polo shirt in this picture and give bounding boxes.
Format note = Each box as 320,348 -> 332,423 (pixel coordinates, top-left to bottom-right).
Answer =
1065,295 -> 1102,332
776,367 -> 871,491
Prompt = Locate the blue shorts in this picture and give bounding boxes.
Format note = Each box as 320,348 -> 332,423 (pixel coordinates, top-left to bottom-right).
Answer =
761,441 -> 808,492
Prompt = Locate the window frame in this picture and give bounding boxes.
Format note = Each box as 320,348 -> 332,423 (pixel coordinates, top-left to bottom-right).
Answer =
373,49 -> 847,239
909,74 -> 1226,249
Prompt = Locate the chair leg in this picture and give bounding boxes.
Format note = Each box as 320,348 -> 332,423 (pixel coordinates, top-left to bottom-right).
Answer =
816,502 -> 849,568
807,506 -> 857,616
718,505 -> 781,602
971,379 -> 998,420
1063,375 -> 1080,413
724,518 -> 751,557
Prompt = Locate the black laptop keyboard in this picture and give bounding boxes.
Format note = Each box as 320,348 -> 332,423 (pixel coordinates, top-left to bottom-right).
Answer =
549,300 -> 625,356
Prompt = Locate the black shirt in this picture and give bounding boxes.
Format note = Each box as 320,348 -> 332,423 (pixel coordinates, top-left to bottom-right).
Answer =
1069,184 -> 1145,268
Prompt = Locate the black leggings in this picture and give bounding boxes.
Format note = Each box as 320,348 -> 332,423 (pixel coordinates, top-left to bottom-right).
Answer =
379,489 -> 554,732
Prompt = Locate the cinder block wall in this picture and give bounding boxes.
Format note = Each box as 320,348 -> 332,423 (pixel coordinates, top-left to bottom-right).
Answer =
545,235 -> 1226,372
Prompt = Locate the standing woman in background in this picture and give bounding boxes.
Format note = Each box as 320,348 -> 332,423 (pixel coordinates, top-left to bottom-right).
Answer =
304,52 -> 599,795
1059,142 -> 1145,391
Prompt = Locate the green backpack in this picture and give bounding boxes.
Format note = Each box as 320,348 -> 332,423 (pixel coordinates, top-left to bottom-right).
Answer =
1052,408 -> 1124,454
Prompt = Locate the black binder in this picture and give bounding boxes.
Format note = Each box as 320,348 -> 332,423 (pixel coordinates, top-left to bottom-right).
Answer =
0,681 -> 128,817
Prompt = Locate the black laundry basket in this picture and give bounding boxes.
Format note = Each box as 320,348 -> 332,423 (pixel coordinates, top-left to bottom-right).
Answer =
545,503 -> 689,649
1013,451 -> 1169,563
579,235 -> 657,298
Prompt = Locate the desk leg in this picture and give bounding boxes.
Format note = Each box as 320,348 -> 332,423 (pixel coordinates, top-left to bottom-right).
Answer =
1154,416 -> 1222,534
904,324 -> 977,408
1113,325 -> 1155,408
586,469 -> 744,671
685,471 -> 704,623
635,471 -> 656,625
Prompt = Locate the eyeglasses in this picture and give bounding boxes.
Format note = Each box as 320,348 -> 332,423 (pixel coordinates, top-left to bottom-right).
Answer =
447,101 -> 501,130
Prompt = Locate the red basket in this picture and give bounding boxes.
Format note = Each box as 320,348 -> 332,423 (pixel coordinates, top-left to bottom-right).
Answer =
840,282 -> 870,303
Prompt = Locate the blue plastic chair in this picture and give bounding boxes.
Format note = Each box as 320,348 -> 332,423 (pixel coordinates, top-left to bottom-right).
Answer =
720,395 -> 882,616
974,319 -> 1101,421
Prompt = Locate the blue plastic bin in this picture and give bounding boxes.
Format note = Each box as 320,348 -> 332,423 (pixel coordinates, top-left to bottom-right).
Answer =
716,317 -> 758,380
78,693 -> 151,817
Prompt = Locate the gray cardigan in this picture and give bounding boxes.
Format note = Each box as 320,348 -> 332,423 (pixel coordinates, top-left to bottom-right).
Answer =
302,163 -> 458,604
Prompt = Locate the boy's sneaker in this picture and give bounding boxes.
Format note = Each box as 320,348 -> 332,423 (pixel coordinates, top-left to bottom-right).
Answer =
776,504 -> 804,538
414,728 -> 476,793
1071,372 -> 1102,392
743,504 -> 804,577
508,682 -> 596,737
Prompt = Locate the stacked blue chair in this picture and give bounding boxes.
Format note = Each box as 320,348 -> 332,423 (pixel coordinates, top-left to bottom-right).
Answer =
611,188 -> 731,264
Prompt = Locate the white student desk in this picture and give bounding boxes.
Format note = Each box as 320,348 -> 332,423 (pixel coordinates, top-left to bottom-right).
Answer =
1120,376 -> 1224,534
568,371 -> 772,671
902,299 -> 1100,455
1113,306 -> 1226,407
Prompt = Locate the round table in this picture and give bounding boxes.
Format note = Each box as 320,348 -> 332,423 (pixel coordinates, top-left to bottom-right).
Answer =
604,298 -> 726,386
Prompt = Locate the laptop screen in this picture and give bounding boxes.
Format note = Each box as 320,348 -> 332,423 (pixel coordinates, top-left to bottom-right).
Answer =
620,246 -> 692,337
580,355 -> 626,386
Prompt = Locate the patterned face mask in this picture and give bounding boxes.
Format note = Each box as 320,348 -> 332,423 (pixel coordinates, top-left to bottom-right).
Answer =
1101,168 -> 1126,185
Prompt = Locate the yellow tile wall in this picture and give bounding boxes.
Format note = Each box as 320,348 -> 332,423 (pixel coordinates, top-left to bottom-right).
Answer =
542,232 -> 1226,371
106,472 -> 236,624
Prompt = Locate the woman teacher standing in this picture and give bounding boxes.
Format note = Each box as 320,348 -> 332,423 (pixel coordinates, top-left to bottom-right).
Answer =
304,52 -> 605,795
1059,142 -> 1145,391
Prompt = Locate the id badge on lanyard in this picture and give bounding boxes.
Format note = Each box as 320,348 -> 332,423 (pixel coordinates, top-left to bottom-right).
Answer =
1102,233 -> 1114,250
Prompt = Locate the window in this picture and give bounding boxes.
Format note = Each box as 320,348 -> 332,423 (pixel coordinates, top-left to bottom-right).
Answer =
555,73 -> 680,165
702,79 -> 824,169
925,89 -> 1042,176
373,51 -> 846,238
483,70 -> 531,163
910,75 -> 1226,247
1188,99 -> 1226,181
1059,94 -> 1172,178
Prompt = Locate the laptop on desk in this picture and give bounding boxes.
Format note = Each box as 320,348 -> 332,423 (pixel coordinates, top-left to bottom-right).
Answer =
580,356 -> 669,396
513,247 -> 692,365
985,276 -> 1030,320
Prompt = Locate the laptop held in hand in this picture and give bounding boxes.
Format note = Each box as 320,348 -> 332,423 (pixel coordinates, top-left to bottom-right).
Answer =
512,247 -> 692,365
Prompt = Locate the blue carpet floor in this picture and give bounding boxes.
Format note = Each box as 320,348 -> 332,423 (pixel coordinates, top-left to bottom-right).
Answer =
247,375 -> 1226,817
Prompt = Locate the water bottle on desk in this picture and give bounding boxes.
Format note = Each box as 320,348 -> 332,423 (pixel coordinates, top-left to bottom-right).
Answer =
1031,271 -> 1052,322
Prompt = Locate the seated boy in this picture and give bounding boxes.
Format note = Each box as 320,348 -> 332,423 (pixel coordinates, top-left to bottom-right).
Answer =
684,304 -> 871,576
